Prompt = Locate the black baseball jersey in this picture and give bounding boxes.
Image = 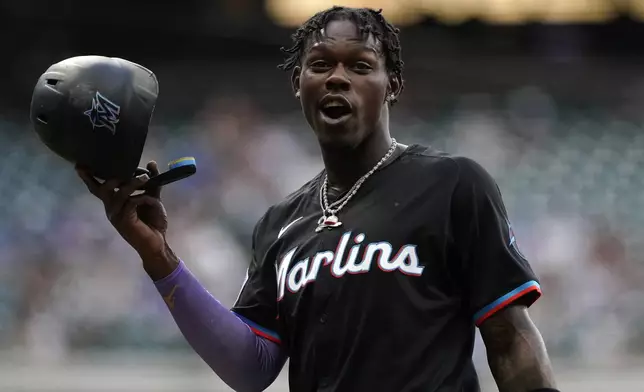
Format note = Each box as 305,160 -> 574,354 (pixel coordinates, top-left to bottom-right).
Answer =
231,144 -> 542,392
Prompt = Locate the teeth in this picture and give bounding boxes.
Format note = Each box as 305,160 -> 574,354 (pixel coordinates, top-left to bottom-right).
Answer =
324,101 -> 344,108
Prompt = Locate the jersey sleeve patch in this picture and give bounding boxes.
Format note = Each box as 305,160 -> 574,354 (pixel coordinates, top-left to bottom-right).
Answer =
233,311 -> 282,344
473,280 -> 542,327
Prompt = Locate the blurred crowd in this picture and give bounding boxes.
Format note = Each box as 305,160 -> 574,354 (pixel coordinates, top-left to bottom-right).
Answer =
1,85 -> 643,370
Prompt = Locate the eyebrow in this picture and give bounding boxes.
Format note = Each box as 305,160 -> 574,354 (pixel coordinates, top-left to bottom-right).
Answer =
307,41 -> 381,57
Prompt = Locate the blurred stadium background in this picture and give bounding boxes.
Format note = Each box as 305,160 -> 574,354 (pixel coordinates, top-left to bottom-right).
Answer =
2,0 -> 644,390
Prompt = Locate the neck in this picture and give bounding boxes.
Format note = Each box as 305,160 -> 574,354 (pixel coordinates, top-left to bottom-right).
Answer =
320,131 -> 393,192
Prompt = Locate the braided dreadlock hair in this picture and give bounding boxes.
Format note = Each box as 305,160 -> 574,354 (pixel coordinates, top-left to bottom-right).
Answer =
278,6 -> 405,104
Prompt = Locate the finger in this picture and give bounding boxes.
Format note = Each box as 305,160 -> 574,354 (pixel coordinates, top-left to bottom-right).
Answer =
99,179 -> 122,201
106,174 -> 150,220
129,194 -> 159,207
147,161 -> 160,177
75,166 -> 101,197
134,167 -> 150,176
120,194 -> 163,226
145,161 -> 162,199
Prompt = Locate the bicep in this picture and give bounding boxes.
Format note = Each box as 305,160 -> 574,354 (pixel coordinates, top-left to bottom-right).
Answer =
450,157 -> 541,325
231,256 -> 282,344
231,215 -> 284,345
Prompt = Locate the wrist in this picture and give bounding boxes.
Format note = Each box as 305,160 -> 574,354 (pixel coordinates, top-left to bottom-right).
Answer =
140,242 -> 180,281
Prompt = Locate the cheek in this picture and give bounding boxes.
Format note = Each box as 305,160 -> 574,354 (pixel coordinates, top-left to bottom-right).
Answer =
360,82 -> 387,117
368,87 -> 387,105
298,86 -> 317,125
300,77 -> 321,107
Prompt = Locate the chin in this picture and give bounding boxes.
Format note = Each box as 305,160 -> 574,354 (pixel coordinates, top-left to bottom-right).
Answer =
314,121 -> 363,148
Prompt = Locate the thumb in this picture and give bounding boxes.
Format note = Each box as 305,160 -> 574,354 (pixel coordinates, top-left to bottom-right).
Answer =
145,161 -> 162,199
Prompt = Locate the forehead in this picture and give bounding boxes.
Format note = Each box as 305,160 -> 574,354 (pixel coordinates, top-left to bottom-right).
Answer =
306,19 -> 382,53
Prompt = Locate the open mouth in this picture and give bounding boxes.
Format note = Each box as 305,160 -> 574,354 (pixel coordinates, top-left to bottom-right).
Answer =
319,96 -> 353,123
321,104 -> 352,119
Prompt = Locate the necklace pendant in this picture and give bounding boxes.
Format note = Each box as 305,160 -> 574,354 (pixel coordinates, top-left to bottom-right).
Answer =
315,214 -> 343,233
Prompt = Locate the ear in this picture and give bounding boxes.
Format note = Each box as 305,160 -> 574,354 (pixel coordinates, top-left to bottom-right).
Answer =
387,73 -> 403,102
291,66 -> 302,97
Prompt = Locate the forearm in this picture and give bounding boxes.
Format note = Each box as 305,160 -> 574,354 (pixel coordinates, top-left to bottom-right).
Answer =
481,306 -> 556,392
154,260 -> 287,391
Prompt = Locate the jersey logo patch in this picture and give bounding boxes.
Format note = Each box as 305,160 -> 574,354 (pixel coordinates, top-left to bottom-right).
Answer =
276,231 -> 425,300
278,217 -> 304,239
84,91 -> 121,135
507,221 -> 526,259
508,222 -> 516,247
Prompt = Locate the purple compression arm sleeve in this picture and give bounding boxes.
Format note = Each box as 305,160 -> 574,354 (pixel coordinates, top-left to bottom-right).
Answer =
154,260 -> 287,392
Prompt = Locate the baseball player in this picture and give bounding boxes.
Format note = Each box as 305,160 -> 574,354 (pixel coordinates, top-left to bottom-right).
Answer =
77,6 -> 558,392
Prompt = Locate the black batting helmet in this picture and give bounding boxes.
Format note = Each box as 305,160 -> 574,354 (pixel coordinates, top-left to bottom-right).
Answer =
30,55 -> 159,181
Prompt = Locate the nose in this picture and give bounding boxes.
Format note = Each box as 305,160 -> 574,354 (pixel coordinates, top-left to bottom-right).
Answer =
325,66 -> 351,92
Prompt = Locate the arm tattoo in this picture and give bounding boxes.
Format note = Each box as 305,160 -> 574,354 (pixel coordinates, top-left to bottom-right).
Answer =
479,305 -> 556,392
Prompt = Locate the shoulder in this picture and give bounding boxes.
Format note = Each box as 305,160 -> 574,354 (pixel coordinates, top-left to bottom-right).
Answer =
401,145 -> 502,209
401,144 -> 493,187
448,156 -> 499,193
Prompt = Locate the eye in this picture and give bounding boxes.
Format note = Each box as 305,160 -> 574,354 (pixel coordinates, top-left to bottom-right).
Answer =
353,61 -> 373,73
309,60 -> 331,72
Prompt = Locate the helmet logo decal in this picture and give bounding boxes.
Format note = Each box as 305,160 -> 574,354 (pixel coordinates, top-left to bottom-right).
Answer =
83,91 -> 120,135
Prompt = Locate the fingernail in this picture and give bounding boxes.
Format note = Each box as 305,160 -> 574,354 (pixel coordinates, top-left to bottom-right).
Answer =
136,174 -> 150,182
